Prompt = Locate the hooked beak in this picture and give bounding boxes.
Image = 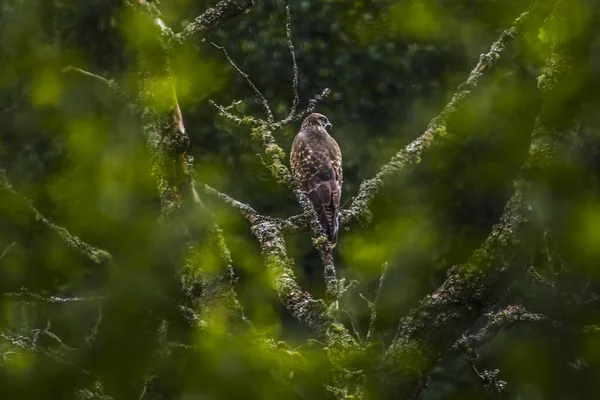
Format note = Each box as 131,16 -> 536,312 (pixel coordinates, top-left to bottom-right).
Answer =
325,121 -> 332,131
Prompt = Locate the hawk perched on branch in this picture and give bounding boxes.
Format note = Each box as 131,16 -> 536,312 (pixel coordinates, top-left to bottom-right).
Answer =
290,113 -> 343,246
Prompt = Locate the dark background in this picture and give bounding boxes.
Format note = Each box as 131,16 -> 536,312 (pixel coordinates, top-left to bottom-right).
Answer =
2,0 -> 600,399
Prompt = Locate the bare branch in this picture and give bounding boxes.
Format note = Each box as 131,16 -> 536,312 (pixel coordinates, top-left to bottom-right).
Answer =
209,100 -> 253,126
63,65 -> 111,85
212,42 -> 275,124
0,241 -> 15,261
376,184 -> 535,397
176,0 -> 259,44
86,306 -> 103,347
284,0 -> 299,119
467,364 -> 506,393
270,88 -> 331,131
251,221 -> 363,381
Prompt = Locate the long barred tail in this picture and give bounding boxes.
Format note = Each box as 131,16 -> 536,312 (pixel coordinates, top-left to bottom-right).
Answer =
307,183 -> 340,247
316,204 -> 339,247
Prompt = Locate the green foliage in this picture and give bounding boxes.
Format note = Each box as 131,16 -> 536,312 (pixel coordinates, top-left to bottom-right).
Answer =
1,0 -> 600,399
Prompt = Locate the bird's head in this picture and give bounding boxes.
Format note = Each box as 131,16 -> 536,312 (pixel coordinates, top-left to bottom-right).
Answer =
302,113 -> 332,132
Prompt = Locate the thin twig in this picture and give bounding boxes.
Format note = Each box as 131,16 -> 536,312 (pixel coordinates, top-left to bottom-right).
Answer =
198,183 -> 262,223
62,65 -> 138,115
32,320 -> 76,352
366,262 -> 388,343
453,305 -> 547,352
284,0 -> 299,119
467,362 -> 506,393
0,329 -> 88,375
62,66 -> 111,85
270,88 -> 331,131
3,288 -> 105,304
212,42 -> 275,124
86,306 -> 103,347
209,99 -> 262,126
301,88 -> 331,117
341,309 -> 362,341
0,241 -> 15,261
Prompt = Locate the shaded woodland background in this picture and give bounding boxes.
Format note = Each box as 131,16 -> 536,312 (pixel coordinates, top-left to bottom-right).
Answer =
2,0 -> 600,399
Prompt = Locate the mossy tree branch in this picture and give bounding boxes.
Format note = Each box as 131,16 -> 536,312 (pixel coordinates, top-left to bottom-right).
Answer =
374,1 -> 591,397
0,170 -> 114,268
175,0 -> 260,45
341,2 -> 547,228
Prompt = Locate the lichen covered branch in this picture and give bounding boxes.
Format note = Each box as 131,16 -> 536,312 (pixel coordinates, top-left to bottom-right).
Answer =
453,305 -> 546,394
340,5 -> 540,228
453,305 -> 547,353
176,0 -> 259,44
0,171 -> 114,267
199,183 -> 260,223
3,288 -> 105,304
364,262 -> 388,343
284,0 -> 299,119
251,220 -> 332,335
375,187 -> 536,397
375,2 -> 590,396
212,43 -> 274,123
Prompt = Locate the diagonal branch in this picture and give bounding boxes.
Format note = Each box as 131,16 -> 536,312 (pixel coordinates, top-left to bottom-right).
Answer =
176,0 -> 260,45
62,65 -> 138,114
251,221 -> 330,334
199,183 -> 260,223
340,4 -> 541,228
251,220 -> 358,355
195,181 -> 343,332
3,288 -> 105,304
453,305 -> 547,394
375,2 -> 589,396
363,262 -> 388,343
375,180 -> 545,398
212,42 -> 275,123
453,305 -> 547,354
0,171 -> 114,268
62,65 -> 111,85
284,0 -> 299,120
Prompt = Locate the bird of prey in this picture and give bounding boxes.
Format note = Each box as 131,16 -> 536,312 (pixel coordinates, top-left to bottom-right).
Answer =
290,113 -> 343,246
